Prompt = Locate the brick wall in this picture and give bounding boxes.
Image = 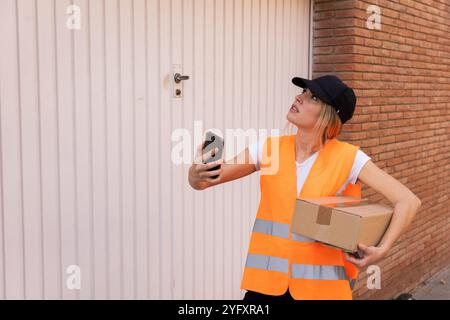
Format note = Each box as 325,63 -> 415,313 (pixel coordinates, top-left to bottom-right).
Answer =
312,0 -> 450,299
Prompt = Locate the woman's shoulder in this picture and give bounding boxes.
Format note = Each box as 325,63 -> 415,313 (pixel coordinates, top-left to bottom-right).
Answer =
341,140 -> 371,162
331,139 -> 371,161
334,139 -> 362,152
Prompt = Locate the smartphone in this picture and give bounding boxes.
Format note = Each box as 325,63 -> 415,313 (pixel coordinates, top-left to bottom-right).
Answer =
202,130 -> 224,179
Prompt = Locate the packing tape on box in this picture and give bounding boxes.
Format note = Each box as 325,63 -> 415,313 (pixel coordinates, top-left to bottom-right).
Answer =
316,206 -> 332,225
315,199 -> 372,226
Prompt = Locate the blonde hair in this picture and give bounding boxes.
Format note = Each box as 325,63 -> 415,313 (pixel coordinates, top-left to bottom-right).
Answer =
283,101 -> 343,152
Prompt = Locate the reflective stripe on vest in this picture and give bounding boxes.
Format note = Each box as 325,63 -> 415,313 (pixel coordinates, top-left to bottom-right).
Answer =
253,219 -> 317,243
252,218 -> 290,239
245,253 -> 289,274
291,264 -> 348,281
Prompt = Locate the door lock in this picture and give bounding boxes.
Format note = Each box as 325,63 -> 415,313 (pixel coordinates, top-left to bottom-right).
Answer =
173,65 -> 189,98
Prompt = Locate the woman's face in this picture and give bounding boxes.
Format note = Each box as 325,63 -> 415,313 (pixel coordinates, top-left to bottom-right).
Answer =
286,88 -> 323,129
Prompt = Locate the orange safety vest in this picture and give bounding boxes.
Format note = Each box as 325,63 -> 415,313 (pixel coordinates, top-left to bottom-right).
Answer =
241,134 -> 361,300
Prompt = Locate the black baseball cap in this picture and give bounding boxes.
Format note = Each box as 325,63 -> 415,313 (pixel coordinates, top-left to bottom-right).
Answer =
291,75 -> 357,124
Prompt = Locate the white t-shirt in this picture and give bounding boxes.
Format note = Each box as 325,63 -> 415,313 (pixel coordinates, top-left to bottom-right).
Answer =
248,137 -> 371,196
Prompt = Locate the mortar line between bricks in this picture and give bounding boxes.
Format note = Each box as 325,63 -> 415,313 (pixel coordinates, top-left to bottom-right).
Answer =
314,47 -> 450,68
321,68 -> 450,78
315,58 -> 450,73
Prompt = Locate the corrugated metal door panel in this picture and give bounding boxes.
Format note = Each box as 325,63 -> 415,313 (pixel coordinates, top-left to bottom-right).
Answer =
17,0 -> 44,300
0,0 -> 26,300
36,0 -> 63,300
104,0 -> 123,300
147,0 -> 161,300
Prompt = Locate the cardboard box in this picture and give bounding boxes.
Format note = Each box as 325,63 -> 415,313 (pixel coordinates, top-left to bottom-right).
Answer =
291,196 -> 393,253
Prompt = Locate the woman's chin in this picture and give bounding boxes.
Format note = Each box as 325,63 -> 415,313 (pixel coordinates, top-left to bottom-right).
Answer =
286,114 -> 301,127
286,112 -> 296,123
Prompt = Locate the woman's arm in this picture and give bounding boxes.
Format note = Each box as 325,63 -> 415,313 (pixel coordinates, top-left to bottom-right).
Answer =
345,160 -> 422,268
188,146 -> 257,190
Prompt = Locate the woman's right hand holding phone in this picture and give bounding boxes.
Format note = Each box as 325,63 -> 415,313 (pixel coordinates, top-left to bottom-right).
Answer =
188,143 -> 224,190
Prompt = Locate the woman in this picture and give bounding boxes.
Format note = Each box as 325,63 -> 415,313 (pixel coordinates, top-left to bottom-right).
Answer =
188,75 -> 422,300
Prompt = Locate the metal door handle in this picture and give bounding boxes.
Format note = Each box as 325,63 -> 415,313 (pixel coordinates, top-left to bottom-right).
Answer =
174,73 -> 189,83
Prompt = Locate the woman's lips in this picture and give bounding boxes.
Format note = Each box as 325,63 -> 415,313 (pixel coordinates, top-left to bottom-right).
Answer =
290,104 -> 299,113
